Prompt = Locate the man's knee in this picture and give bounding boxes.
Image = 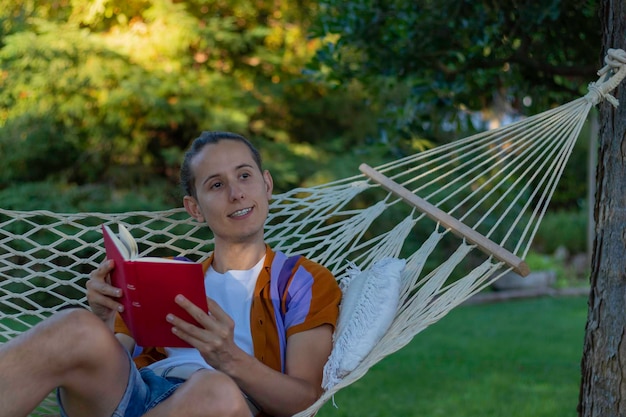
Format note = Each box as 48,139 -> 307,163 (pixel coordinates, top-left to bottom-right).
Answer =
37,308 -> 119,367
179,370 -> 250,417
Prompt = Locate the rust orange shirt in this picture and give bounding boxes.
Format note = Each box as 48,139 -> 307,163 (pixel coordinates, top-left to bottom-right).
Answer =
115,245 -> 341,374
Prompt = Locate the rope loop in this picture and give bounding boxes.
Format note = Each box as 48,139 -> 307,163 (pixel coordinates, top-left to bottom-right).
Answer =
586,48 -> 626,108
599,48 -> 626,75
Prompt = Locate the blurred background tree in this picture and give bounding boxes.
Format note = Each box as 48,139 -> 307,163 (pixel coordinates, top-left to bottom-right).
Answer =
0,0 -> 379,211
308,0 -> 599,149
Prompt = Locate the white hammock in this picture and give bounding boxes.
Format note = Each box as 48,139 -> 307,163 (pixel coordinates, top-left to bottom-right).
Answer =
1,48 -> 624,417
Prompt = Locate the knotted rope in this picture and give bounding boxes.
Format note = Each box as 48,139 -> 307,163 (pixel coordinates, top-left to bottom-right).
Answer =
585,48 -> 626,107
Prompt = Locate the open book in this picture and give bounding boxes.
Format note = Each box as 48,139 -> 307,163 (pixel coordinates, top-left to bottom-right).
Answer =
102,224 -> 207,347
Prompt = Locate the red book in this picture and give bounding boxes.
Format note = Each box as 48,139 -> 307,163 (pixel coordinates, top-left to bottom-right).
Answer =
102,224 -> 207,348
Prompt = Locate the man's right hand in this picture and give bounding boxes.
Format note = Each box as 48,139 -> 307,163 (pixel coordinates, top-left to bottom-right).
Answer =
86,260 -> 124,329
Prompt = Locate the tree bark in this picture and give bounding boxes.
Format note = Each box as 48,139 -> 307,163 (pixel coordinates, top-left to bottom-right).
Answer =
578,1 -> 626,416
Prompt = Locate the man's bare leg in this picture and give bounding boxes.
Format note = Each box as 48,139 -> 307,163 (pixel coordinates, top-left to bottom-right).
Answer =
0,308 -> 130,417
145,370 -> 250,417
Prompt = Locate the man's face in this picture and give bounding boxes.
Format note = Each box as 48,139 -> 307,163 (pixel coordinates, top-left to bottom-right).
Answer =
184,140 -> 273,245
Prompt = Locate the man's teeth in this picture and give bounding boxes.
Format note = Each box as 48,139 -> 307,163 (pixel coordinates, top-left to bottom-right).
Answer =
231,208 -> 252,217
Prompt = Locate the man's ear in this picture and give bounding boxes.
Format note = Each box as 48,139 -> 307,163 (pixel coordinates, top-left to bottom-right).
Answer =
183,195 -> 205,222
263,170 -> 274,198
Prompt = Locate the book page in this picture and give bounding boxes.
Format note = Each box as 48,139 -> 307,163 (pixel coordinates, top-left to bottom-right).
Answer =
133,257 -> 194,264
102,224 -> 131,260
117,224 -> 139,259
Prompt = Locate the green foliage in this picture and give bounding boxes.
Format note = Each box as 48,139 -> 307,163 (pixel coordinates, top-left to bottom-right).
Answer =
308,0 -> 601,148
0,180 -> 175,213
0,14 -> 234,187
0,0 -> 367,207
550,113 -> 595,210
525,252 -> 563,270
533,208 -> 588,254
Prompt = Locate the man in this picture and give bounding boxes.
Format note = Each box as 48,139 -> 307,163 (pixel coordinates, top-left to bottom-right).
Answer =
0,131 -> 342,417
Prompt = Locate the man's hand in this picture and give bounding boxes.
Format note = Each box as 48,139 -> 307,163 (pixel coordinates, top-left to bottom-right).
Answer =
167,296 -> 245,372
86,260 -> 124,329
168,295 -> 334,417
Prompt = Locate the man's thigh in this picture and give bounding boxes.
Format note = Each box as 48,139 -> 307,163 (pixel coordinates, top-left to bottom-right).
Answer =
58,359 -> 184,417
145,370 -> 252,417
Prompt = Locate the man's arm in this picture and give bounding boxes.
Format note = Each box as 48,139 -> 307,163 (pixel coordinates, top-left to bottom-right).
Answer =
170,296 -> 333,417
231,325 -> 333,416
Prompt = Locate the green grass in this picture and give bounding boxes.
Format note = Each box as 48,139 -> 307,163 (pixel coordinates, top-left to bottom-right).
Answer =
317,296 -> 588,417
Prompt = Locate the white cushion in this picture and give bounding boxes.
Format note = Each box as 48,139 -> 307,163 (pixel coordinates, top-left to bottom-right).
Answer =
322,257 -> 406,390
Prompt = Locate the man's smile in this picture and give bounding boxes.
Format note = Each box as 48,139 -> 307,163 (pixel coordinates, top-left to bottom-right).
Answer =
229,207 -> 253,218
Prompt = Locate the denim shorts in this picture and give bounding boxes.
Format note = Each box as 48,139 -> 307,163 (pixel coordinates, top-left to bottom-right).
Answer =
57,356 -> 184,417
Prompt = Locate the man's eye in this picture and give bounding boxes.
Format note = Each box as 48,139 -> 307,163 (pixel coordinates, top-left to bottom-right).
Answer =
211,182 -> 222,189
241,172 -> 251,179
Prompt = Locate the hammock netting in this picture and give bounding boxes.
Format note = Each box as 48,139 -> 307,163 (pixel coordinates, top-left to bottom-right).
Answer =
1,48 -> 625,417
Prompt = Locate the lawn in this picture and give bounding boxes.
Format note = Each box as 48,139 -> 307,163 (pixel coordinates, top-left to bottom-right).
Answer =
317,296 -> 588,417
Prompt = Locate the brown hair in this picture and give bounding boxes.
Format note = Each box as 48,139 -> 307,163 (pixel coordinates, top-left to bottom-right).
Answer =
180,131 -> 262,198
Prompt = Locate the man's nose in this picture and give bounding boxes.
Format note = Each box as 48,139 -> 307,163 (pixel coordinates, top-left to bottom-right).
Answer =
229,183 -> 244,200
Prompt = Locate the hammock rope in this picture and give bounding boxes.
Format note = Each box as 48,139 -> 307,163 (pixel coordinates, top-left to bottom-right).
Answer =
1,48 -> 624,417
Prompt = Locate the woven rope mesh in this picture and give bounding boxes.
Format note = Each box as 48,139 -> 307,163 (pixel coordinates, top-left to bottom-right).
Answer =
0,209 -> 213,342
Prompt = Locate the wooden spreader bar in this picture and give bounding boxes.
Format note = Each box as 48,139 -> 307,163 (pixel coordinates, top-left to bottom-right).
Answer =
359,163 -> 530,277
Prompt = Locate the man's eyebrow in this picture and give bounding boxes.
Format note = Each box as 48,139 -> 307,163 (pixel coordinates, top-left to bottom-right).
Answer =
201,163 -> 256,186
236,163 -> 255,170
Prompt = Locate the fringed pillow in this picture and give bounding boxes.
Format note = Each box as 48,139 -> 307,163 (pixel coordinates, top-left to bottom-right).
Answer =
323,257 -> 406,390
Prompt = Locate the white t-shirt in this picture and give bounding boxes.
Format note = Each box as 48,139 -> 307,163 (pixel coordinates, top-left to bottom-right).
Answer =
147,256 -> 265,377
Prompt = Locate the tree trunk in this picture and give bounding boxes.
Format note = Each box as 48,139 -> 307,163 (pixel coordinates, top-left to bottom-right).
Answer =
578,1 -> 626,416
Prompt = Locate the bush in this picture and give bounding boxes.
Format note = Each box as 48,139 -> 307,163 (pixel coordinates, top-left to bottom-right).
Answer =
533,209 -> 588,254
0,180 -> 178,213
